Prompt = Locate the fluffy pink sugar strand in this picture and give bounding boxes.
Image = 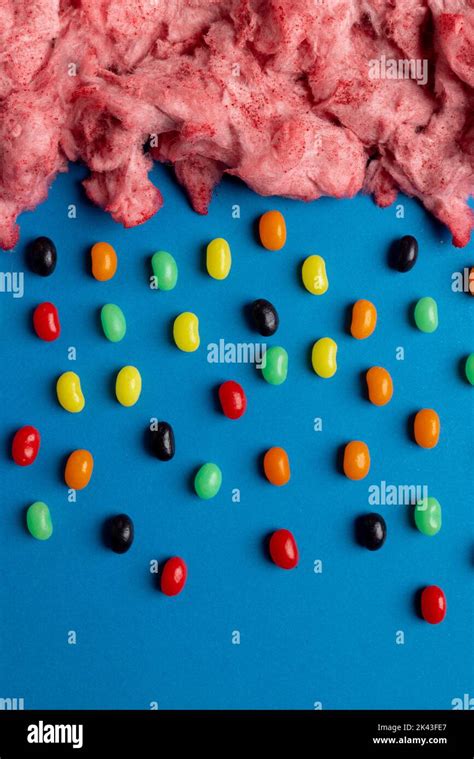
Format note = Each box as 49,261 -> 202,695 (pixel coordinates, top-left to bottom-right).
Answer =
0,0 -> 473,249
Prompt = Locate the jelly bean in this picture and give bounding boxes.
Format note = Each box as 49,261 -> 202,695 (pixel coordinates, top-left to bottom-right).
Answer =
263,447 -> 290,486
194,463 -> 222,499
366,366 -> 393,406
312,337 -> 337,378
269,529 -> 298,569
218,381 -> 247,419
302,255 -> 328,295
33,302 -> 61,342
12,425 -> 40,466
161,557 -> 187,596
251,299 -> 279,336
151,250 -> 178,291
206,238 -> 231,280
149,421 -> 175,461
469,266 -> 474,296
421,585 -> 446,624
115,366 -> 142,407
261,346 -> 288,385
343,441 -> 370,480
91,241 -> 117,281
26,236 -> 57,276
27,501 -> 52,540
464,353 -> 474,385
65,449 -> 94,490
101,304 -> 126,342
355,513 -> 386,550
392,235 -> 418,272
56,371 -> 85,413
173,312 -> 200,352
259,210 -> 286,250
414,408 -> 440,448
107,514 -> 134,554
350,299 -> 377,339
414,296 -> 438,333
414,497 -> 441,536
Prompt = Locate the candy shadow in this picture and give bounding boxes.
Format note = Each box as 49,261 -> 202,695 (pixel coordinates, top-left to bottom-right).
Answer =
57,452 -> 70,484
152,557 -> 173,592
251,216 -> 261,246
242,302 -> 256,332
387,238 -> 405,270
211,383 -> 223,415
28,307 -> 37,337
143,255 -> 152,287
413,587 -> 425,620
5,429 -> 16,460
82,244 -> 92,277
261,532 -> 274,563
354,515 -> 366,548
407,300 -> 417,328
199,243 -> 208,276
296,259 -> 306,291
187,467 -> 199,496
457,355 -> 469,384
359,369 -> 368,401
406,411 -> 417,444
335,443 -> 346,475
20,505 -> 29,536
343,303 -> 353,335
257,450 -> 267,479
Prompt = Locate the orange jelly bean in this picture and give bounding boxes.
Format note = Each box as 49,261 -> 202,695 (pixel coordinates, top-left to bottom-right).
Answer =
343,441 -> 370,480
350,299 -> 377,339
414,409 -> 440,449
259,211 -> 286,251
263,447 -> 290,486
65,449 -> 94,490
91,242 -> 117,281
366,367 -> 393,406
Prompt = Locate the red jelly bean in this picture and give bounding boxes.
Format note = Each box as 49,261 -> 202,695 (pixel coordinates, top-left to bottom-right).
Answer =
161,557 -> 187,596
218,380 -> 247,419
33,302 -> 60,341
269,529 -> 299,569
12,425 -> 40,466
421,585 -> 446,624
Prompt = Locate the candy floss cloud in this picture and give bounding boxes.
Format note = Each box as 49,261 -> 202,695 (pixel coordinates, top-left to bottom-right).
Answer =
0,0 -> 473,250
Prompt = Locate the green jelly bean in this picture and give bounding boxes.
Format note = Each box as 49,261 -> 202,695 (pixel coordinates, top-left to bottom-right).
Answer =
261,346 -> 288,385
151,251 -> 178,291
465,354 -> 474,386
194,463 -> 222,499
101,304 -> 126,342
414,496 -> 442,536
26,501 -> 53,540
414,297 -> 438,333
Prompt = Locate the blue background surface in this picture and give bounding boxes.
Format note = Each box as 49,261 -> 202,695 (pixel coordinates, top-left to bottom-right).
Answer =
0,163 -> 473,710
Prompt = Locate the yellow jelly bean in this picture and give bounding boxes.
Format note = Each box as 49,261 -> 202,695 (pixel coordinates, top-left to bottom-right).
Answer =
311,337 -> 338,378
302,255 -> 328,295
206,238 -> 231,280
173,312 -> 200,352
115,366 -> 142,407
56,371 -> 85,413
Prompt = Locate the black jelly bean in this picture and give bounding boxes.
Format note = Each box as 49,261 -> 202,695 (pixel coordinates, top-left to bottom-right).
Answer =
107,514 -> 134,554
391,235 -> 418,272
149,421 -> 175,461
355,513 -> 386,551
251,299 -> 279,336
26,236 -> 57,276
